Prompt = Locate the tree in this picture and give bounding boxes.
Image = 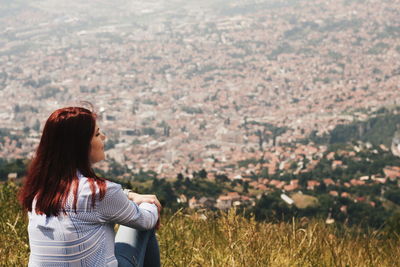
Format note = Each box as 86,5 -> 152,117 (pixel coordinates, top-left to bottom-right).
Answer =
184,177 -> 191,188
32,119 -> 40,132
243,181 -> 249,194
299,172 -> 311,188
384,189 -> 400,205
174,173 -> 184,190
215,174 -> 229,183
316,182 -> 327,193
177,173 -> 184,181
198,169 -> 207,179
253,191 -> 295,222
23,126 -> 30,135
142,127 -> 156,136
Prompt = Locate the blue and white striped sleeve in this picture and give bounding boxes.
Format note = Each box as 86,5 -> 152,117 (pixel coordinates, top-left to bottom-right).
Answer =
96,182 -> 158,230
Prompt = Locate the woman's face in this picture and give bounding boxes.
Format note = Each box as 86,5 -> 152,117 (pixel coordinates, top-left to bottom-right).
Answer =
89,123 -> 106,164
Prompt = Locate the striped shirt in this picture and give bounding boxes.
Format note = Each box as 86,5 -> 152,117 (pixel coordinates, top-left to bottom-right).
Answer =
27,172 -> 158,267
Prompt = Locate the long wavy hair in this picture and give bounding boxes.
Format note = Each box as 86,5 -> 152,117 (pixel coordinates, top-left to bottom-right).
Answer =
19,107 -> 107,216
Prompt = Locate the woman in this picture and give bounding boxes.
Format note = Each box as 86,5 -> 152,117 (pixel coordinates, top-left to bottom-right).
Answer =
19,106 -> 161,267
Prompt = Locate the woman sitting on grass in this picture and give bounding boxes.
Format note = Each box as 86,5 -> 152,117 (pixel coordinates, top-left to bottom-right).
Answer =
19,106 -> 161,267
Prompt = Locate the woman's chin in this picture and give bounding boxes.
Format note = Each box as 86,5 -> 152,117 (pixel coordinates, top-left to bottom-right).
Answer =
90,157 -> 105,165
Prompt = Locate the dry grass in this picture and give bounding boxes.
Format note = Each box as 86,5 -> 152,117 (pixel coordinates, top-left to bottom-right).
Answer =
1,183 -> 399,267
159,209 -> 400,267
0,183 -> 29,266
159,211 -> 400,266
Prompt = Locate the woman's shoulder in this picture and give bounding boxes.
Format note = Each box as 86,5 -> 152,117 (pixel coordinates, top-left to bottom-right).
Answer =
77,173 -> 122,195
70,174 -> 123,211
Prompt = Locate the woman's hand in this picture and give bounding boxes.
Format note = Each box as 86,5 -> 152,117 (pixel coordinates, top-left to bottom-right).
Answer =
127,192 -> 162,229
128,193 -> 161,211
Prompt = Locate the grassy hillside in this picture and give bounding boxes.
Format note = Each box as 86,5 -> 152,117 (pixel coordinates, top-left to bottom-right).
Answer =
330,112 -> 400,146
1,182 -> 400,266
309,109 -> 400,147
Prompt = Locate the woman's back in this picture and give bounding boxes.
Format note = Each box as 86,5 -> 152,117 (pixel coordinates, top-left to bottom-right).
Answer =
28,172 -> 158,267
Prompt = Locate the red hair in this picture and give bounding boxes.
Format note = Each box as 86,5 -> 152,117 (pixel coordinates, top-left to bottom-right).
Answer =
19,107 -> 107,216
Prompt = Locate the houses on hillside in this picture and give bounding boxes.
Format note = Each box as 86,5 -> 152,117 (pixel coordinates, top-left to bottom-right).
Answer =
187,192 -> 255,210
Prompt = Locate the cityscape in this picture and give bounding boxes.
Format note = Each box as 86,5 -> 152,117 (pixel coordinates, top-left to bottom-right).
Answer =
1,0 -> 400,215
